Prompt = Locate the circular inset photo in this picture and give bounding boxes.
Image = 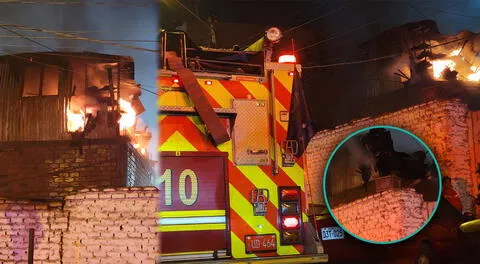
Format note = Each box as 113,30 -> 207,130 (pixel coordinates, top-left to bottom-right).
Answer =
323,126 -> 442,244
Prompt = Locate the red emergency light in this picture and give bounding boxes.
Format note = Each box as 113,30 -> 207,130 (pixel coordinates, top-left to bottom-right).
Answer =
278,186 -> 303,245
281,216 -> 300,229
278,55 -> 296,64
280,188 -> 300,200
173,78 -> 180,84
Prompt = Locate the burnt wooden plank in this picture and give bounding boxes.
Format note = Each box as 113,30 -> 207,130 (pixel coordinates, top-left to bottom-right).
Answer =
166,52 -> 230,145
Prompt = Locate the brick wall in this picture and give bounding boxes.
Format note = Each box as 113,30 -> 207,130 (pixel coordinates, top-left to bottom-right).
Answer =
306,99 -> 473,213
332,188 -> 437,242
0,200 -> 67,263
0,138 -> 129,200
62,187 -> 159,264
0,187 -> 159,264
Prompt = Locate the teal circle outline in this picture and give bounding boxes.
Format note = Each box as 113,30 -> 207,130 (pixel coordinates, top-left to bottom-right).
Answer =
322,125 -> 443,244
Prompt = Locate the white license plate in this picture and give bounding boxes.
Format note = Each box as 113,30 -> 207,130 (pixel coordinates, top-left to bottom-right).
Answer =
321,226 -> 345,240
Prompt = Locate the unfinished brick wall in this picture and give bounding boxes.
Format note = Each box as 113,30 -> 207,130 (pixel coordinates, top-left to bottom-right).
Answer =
62,187 -> 159,264
0,187 -> 159,264
0,200 -> 68,263
332,188 -> 437,242
0,138 -> 128,200
306,99 -> 473,213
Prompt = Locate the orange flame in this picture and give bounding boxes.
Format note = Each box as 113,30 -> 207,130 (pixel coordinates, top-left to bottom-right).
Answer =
426,46 -> 479,82
119,98 -> 136,130
467,71 -> 480,81
431,59 -> 456,79
449,49 -> 461,56
67,109 -> 85,132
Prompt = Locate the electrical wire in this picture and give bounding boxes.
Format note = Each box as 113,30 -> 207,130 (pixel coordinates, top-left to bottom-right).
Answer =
239,1 -> 358,49
407,0 -> 472,21
0,35 -> 158,43
171,0 -> 210,29
297,0 -> 474,56
302,54 -> 399,69
0,25 -> 56,51
11,29 -> 103,34
7,49 -> 134,62
0,0 -> 153,7
0,51 -> 158,97
429,32 -> 480,49
302,32 -> 480,69
239,4 -> 325,48
0,48 -> 146,76
0,43 -> 154,64
137,84 -> 159,96
297,19 -> 383,52
0,24 -> 158,52
284,1 -> 359,34
3,51 -> 76,73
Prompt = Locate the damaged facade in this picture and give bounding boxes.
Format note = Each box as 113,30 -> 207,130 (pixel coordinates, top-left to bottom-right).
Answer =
306,20 -> 480,217
0,52 -> 154,200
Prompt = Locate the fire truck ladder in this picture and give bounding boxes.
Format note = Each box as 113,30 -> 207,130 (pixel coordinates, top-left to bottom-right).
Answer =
163,33 -> 230,146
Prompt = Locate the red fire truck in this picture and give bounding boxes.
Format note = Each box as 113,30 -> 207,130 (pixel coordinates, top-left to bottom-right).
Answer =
157,27 -> 328,263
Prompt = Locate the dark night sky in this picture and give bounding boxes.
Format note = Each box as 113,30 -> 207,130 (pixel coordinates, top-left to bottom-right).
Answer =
160,0 -> 480,128
1,0 -> 477,159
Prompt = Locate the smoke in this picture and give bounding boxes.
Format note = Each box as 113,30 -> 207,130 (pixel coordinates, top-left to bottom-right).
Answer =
384,52 -> 411,80
345,136 -> 370,165
86,63 -> 111,88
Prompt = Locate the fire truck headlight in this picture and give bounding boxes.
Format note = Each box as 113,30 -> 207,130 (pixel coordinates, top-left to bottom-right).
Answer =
266,27 -> 282,43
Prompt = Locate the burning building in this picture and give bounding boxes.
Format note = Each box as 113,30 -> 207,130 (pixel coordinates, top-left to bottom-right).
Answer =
0,52 -> 154,200
361,20 -> 480,97
306,20 -> 480,219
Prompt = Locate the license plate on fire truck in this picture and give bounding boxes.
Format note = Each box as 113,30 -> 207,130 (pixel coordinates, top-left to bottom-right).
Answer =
321,226 -> 345,240
245,234 -> 277,253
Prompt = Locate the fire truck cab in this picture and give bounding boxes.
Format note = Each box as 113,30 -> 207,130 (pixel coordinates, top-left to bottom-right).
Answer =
157,28 -> 328,263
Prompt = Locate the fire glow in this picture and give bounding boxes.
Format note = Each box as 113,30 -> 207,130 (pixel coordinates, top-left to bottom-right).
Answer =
67,109 -> 85,132
431,59 -> 456,79
468,71 -> 480,81
449,49 -> 461,57
118,98 -> 137,130
430,56 -> 480,82
426,45 -> 479,82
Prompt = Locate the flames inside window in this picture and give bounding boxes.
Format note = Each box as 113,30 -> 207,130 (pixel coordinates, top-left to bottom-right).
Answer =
66,62 -> 150,158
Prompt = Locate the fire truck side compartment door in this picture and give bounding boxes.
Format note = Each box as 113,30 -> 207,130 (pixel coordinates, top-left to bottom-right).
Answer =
232,99 -> 270,166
